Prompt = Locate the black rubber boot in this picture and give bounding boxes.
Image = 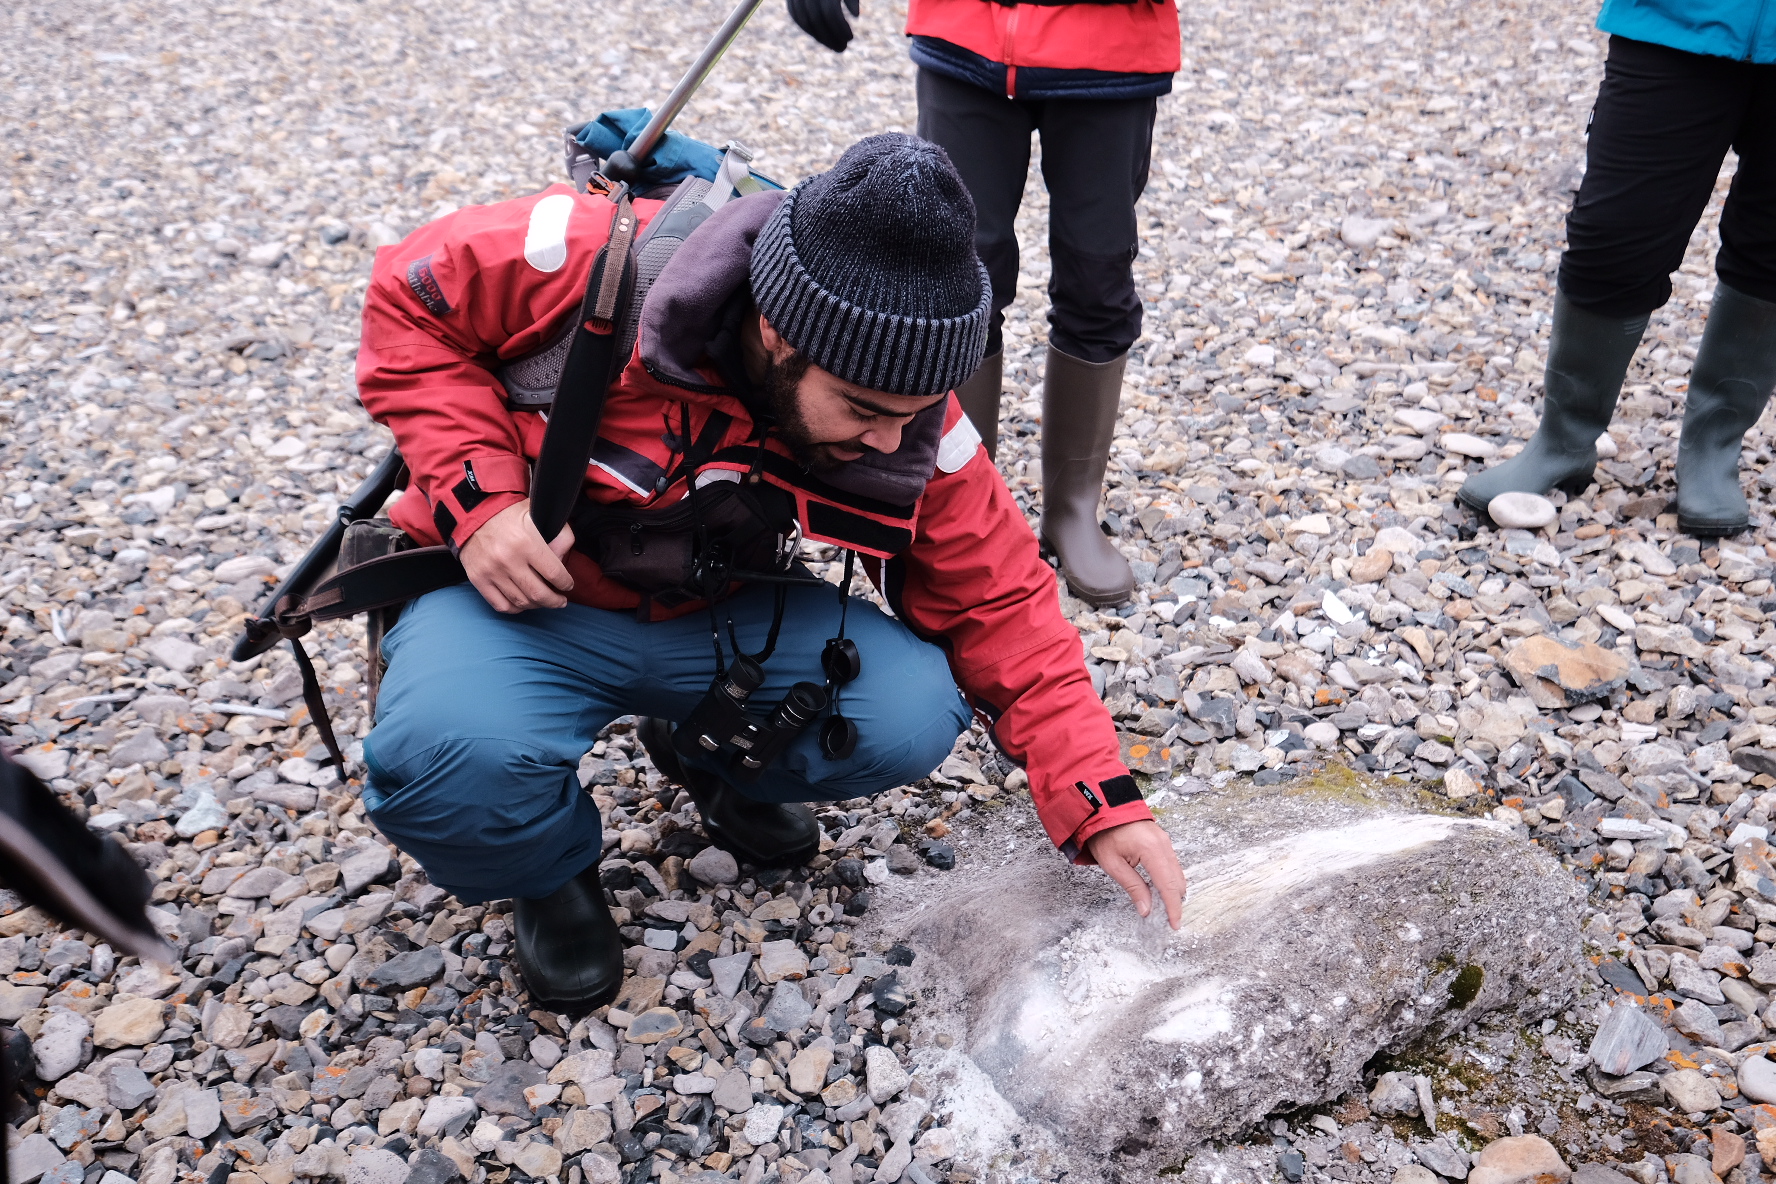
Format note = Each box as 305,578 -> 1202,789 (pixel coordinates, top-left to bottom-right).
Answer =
952,351 -> 1004,461
1676,283 -> 1776,538
513,861 -> 623,1015
1040,345 -> 1135,607
1457,291 -> 1649,515
636,718 -> 819,868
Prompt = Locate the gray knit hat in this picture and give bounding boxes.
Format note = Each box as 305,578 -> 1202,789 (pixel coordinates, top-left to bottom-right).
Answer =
750,134 -> 991,399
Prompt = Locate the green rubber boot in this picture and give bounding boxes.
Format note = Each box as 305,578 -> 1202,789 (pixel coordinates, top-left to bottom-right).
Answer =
1457,291 -> 1649,515
1676,283 -> 1776,538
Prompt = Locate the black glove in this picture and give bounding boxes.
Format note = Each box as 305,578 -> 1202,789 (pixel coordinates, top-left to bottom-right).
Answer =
787,0 -> 858,53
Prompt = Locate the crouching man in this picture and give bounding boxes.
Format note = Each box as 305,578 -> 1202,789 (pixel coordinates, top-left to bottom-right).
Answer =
354,133 -> 1185,1014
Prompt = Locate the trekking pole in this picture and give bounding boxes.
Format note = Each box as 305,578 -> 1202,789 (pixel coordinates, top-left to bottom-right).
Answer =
602,0 -> 769,183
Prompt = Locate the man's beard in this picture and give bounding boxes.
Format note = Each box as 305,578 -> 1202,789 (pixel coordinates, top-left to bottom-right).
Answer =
764,352 -> 866,473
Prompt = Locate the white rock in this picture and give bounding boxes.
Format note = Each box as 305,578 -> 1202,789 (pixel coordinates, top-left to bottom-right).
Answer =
212,554 -> 279,583
1441,432 -> 1499,459
1486,492 -> 1557,529
32,1011 -> 91,1081
1595,433 -> 1619,459
1393,407 -> 1445,435
416,1094 -> 478,1138
1340,214 -> 1391,249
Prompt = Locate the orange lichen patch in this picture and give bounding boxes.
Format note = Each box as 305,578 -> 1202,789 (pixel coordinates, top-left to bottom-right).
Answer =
1665,1050 -> 1702,1070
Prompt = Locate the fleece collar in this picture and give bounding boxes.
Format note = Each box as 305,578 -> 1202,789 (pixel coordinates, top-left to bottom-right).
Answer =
637,189 -> 946,508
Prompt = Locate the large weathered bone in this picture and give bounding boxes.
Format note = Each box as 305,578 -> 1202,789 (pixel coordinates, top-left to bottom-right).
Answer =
876,778 -> 1584,1179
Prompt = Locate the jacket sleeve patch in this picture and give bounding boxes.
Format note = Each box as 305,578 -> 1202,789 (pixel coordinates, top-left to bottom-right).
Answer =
936,414 -> 983,474
405,255 -> 452,316
432,500 -> 458,544
523,192 -> 576,273
1100,775 -> 1143,807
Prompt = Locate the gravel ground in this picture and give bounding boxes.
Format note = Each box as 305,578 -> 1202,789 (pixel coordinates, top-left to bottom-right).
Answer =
6,0 -> 1776,1181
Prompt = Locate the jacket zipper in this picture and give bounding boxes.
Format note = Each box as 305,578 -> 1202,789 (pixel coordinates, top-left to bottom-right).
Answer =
1004,5 -> 1020,97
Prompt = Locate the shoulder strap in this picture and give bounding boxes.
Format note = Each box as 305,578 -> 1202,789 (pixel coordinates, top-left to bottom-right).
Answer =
529,192 -> 637,542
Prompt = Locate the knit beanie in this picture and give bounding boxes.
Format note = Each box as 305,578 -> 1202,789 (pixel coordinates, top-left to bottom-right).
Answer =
750,134 -> 991,399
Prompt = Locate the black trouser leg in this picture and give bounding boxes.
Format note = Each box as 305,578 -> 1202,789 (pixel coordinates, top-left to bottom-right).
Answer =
1558,35 -> 1764,316
1033,91 -> 1156,362
916,68 -> 1034,358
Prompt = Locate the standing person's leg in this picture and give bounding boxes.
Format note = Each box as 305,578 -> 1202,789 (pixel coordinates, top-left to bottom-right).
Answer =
1031,95 -> 1157,606
1676,63 -> 1776,535
632,581 -> 972,862
1459,36 -> 1745,515
916,69 -> 1037,458
363,584 -> 631,1012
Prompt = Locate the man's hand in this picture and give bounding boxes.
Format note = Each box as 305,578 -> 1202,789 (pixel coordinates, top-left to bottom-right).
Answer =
459,500 -> 576,613
1085,820 -> 1186,929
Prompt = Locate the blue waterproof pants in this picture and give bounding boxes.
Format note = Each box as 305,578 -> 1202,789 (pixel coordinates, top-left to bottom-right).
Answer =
361,583 -> 970,903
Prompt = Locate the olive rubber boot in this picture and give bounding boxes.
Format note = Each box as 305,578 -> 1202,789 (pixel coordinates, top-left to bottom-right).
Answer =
1041,344 -> 1134,606
1457,291 -> 1649,515
1676,283 -> 1776,537
952,351 -> 1004,461
513,861 -> 623,1015
636,718 -> 819,868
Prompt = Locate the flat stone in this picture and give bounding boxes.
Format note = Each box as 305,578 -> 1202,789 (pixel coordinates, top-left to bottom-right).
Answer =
1398,1168 -> 1441,1184
10,1133 -> 66,1184
402,1149 -> 463,1184
1661,1068 -> 1723,1113
762,978 -> 814,1032
1670,954 -> 1727,1004
758,939 -> 809,983
1486,492 -> 1556,530
1668,1155 -> 1720,1184
1715,1129 -> 1747,1178
743,1102 -> 785,1145
865,1044 -> 910,1104
1414,1137 -> 1471,1180
92,996 -> 167,1048
687,845 -> 739,885
555,1109 -> 613,1155
1443,432 -> 1499,459
1502,635 -> 1630,708
32,1011 -> 90,1081
0,983 -> 47,1022
220,1094 -> 279,1133
702,951 -> 751,1000
346,1148 -> 409,1184
227,865 -> 298,899
787,1042 -> 834,1095
513,1143 -> 561,1179
1466,1136 -> 1569,1184
473,1061 -> 546,1116
1571,1167 -> 1637,1184
713,1066 -> 755,1112
99,1061 -> 155,1110
1738,1055 -> 1776,1104
1586,1002 -> 1667,1076
416,1095 -> 478,1139
368,945 -> 445,989
1369,1071 -> 1419,1116
623,1006 -> 684,1044
1671,998 -> 1725,1047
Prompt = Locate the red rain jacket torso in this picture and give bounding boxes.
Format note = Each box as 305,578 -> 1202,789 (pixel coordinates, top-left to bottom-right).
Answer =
355,183 -> 1153,859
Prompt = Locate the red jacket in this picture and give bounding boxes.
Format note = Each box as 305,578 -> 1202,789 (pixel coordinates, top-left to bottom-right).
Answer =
356,183 -> 1153,860
907,0 -> 1180,98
